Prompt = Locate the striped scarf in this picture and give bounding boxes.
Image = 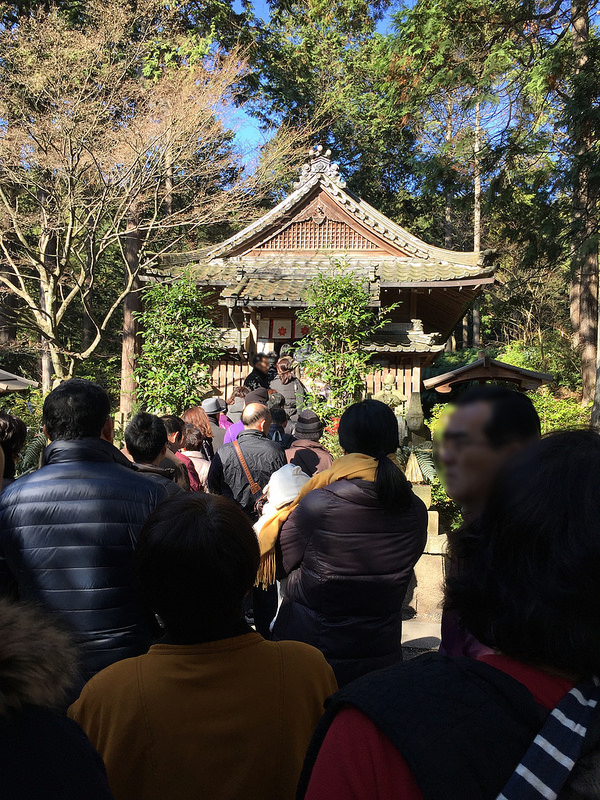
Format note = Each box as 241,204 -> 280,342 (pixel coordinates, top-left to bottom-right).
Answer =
498,676 -> 600,800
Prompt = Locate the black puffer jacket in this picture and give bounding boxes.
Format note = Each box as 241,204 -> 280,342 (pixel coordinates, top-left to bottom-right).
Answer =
272,479 -> 427,686
208,429 -> 286,517
0,438 -> 168,687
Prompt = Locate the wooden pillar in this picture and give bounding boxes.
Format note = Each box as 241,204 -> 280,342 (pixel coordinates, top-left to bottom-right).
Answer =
412,356 -> 421,393
409,290 -> 417,320
248,310 -> 258,357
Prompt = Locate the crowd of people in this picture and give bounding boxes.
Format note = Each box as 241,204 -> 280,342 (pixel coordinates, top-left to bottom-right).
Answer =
0,355 -> 599,799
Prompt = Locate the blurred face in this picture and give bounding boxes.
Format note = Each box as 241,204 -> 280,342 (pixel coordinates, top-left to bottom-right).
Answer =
439,401 -> 520,518
256,357 -> 269,375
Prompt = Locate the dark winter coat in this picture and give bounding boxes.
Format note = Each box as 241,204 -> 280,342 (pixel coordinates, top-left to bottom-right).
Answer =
272,479 -> 428,686
0,598 -> 114,799
133,463 -> 186,499
285,439 -> 333,476
0,437 -> 168,688
268,376 -> 306,422
244,369 -> 271,392
159,448 -> 190,490
208,429 -> 286,518
207,417 -> 226,451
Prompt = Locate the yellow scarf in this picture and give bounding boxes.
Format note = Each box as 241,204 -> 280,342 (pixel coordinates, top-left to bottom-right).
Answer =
255,452 -> 394,588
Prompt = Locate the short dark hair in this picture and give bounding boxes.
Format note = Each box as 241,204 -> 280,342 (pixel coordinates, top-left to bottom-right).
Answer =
160,414 -> 185,438
446,430 -> 600,677
252,353 -> 268,367
0,412 -> 27,479
125,413 -> 167,464
339,400 -> 411,512
135,494 -> 260,642
267,392 -> 285,410
242,404 -> 270,428
455,386 -> 541,447
42,379 -> 110,441
270,407 -> 287,426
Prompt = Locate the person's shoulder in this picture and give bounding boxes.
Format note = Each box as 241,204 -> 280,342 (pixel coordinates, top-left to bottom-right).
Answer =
270,639 -> 336,680
0,471 -> 37,503
72,654 -> 141,706
114,462 -> 169,494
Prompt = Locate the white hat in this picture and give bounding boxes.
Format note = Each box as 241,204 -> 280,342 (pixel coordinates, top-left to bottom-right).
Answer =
265,464 -> 311,509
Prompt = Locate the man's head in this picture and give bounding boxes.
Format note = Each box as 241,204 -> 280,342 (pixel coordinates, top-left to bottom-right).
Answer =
294,410 -> 323,443
446,430 -> 600,677
125,413 -> 168,466
42,379 -> 112,442
252,353 -> 269,374
270,407 -> 288,428
439,386 -> 541,518
201,397 -> 221,420
242,403 -> 271,435
160,415 -> 185,451
135,494 -> 260,643
267,392 -> 285,410
244,388 -> 268,406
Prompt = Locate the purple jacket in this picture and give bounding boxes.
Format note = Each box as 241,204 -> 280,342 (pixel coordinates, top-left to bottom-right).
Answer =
224,420 -> 244,444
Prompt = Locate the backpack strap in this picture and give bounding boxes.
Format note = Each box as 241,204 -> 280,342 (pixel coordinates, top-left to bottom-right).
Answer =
232,440 -> 262,499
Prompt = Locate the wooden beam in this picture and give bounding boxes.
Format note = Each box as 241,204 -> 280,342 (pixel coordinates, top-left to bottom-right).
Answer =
382,277 -> 495,289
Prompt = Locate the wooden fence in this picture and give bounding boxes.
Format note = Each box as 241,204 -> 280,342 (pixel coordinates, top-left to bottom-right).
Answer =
210,359 -> 417,401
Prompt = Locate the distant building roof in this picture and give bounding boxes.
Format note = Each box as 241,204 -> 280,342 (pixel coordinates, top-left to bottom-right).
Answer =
0,368 -> 38,394
155,145 -> 499,355
423,352 -> 554,393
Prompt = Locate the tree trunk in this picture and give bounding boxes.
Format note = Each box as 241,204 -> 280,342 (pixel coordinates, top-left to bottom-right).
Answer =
119,216 -> 142,416
471,100 -> 483,352
473,99 -> 482,254
472,301 -> 481,347
444,94 -> 454,249
571,0 -> 598,404
39,285 -> 53,393
462,315 -> 470,349
0,291 -> 17,345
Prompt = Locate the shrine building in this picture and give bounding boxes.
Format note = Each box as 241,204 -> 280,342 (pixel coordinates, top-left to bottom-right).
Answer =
158,146 -> 497,399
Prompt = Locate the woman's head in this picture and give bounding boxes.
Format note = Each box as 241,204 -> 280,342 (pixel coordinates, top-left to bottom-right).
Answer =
182,424 -> 204,452
181,406 -> 212,439
447,429 -> 600,677
339,400 -> 410,512
227,386 -> 249,405
339,399 -> 400,457
135,494 -> 259,643
276,357 -> 294,385
0,412 -> 27,479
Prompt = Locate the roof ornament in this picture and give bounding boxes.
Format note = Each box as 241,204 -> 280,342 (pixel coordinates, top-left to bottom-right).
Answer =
294,144 -> 346,188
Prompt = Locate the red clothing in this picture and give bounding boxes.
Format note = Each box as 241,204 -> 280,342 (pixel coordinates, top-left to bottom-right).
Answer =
304,654 -> 574,800
175,451 -> 201,492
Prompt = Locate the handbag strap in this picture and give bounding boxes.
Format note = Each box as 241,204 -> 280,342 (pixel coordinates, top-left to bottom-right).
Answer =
233,440 -> 262,498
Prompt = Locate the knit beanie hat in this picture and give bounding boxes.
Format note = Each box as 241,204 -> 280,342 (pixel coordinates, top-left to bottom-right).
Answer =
244,388 -> 269,406
294,410 -> 323,441
265,464 -> 311,509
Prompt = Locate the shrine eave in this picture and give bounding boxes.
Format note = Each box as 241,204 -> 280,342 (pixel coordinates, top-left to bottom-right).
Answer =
424,354 -> 554,393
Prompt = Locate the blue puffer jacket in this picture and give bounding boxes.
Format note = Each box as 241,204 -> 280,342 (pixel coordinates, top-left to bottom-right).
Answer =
0,438 -> 168,689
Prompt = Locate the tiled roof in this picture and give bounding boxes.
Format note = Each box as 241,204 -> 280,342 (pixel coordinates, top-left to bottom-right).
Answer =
181,258 -> 493,295
365,323 -> 445,354
364,338 -> 446,354
223,276 -> 316,304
